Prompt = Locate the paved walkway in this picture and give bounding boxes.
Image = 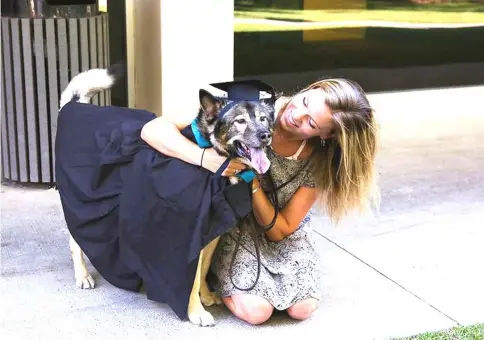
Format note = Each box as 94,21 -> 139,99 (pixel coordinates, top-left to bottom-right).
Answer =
1,85 -> 483,340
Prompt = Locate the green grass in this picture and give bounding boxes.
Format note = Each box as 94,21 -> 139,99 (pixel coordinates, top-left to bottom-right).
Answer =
234,3 -> 484,32
235,9 -> 484,22
394,323 -> 484,340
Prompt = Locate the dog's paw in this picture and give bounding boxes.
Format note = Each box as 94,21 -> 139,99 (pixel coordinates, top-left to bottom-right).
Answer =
75,273 -> 95,289
188,306 -> 215,327
200,286 -> 222,306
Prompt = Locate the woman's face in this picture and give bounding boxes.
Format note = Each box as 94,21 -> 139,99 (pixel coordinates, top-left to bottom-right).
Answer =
278,89 -> 335,140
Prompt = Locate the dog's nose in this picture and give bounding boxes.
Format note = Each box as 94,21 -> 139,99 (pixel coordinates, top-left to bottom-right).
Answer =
258,131 -> 271,141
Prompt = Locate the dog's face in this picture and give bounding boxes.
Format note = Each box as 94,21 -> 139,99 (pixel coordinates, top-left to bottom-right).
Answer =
197,89 -> 275,174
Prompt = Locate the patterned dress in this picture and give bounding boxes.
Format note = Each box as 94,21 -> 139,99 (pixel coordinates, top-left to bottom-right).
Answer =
210,146 -> 322,310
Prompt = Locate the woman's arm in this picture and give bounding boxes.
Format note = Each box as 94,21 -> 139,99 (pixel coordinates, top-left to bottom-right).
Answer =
141,115 -> 204,166
140,115 -> 246,174
251,178 -> 320,242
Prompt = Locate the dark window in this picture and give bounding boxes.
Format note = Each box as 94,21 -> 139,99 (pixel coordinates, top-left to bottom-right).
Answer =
234,0 -> 484,92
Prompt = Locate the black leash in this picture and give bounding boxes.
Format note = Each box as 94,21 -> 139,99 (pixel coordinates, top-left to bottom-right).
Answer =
228,156 -> 312,291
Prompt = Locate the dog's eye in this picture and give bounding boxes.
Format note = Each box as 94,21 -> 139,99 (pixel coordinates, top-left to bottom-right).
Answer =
260,117 -> 266,122
236,119 -> 246,124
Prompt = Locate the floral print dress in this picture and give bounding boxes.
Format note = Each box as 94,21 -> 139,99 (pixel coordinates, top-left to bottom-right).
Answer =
210,146 -> 322,310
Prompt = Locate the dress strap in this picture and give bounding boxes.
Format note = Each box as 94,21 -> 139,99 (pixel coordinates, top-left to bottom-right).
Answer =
285,139 -> 307,160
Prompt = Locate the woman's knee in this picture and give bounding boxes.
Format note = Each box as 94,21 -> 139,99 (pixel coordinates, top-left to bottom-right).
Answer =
287,298 -> 318,320
224,294 -> 274,325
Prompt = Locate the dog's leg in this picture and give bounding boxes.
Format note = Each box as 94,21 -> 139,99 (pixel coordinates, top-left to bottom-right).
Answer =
69,235 -> 95,289
188,248 -> 216,326
200,236 -> 222,306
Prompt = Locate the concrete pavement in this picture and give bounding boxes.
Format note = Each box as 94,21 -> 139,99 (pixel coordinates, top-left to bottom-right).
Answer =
1,85 -> 483,340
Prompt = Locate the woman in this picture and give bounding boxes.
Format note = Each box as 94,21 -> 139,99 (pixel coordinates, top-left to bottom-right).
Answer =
141,78 -> 379,324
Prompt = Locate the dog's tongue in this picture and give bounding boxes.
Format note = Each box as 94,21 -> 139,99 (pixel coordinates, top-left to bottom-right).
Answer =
249,148 -> 270,174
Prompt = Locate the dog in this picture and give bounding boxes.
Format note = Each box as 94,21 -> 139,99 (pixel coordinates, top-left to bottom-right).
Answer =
186,83 -> 275,326
58,65 -> 275,327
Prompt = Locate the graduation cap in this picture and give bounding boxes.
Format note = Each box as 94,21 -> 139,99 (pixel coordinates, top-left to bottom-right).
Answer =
210,79 -> 276,104
206,79 -> 276,185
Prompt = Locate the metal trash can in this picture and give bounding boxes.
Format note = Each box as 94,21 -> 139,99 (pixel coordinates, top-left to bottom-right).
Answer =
1,0 -> 110,184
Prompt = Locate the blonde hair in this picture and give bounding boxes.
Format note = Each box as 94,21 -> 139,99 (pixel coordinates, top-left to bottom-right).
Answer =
280,78 -> 380,223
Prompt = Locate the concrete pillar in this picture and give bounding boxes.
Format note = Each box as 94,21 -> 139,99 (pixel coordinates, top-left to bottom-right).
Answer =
125,0 -> 161,113
126,0 -> 234,122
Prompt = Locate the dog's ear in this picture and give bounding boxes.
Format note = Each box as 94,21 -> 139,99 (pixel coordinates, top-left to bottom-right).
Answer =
260,98 -> 275,108
199,89 -> 221,119
260,98 -> 276,120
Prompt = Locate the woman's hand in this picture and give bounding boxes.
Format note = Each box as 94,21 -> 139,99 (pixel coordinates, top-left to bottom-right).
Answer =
201,148 -> 247,176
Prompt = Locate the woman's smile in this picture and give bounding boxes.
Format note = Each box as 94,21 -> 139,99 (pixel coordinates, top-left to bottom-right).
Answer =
286,108 -> 299,128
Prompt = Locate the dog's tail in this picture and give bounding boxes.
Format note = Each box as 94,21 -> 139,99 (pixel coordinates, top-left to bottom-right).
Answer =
59,63 -> 124,110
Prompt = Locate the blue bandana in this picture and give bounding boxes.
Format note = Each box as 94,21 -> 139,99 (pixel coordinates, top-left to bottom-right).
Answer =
190,119 -> 255,183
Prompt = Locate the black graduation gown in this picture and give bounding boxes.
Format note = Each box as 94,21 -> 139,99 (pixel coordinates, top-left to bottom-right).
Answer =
54,101 -> 252,320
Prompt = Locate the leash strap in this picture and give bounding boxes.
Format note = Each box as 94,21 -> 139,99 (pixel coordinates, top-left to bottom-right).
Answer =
214,158 -> 231,178
227,157 -> 312,291
213,155 -> 255,183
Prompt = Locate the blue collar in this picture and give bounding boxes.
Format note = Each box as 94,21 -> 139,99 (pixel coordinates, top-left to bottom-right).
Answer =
190,119 -> 212,148
190,119 -> 255,183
